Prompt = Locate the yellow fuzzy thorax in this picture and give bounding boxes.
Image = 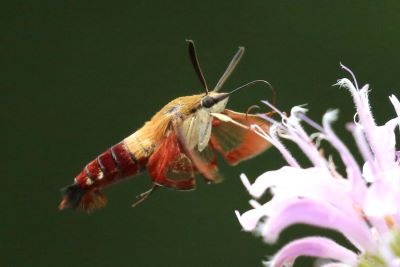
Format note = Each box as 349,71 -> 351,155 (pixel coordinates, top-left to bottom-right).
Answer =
124,94 -> 203,160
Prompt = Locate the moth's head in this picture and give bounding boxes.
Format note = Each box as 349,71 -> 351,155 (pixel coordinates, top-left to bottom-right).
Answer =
186,40 -> 244,113
186,41 -> 274,116
200,92 -> 229,112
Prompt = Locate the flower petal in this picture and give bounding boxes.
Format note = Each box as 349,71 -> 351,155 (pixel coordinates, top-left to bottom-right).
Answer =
389,95 -> 400,122
260,198 -> 374,251
242,166 -> 357,216
335,79 -> 385,171
322,110 -> 366,203
269,237 -> 358,267
235,208 -> 267,232
252,123 -> 301,168
319,263 -> 352,267
283,108 -> 328,168
369,118 -> 399,173
245,166 -> 333,199
347,122 -> 376,179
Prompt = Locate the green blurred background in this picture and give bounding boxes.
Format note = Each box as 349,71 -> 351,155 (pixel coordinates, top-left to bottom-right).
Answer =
2,1 -> 400,266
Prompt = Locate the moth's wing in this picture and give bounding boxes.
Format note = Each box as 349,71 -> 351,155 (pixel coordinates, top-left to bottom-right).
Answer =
147,131 -> 196,190
210,109 -> 272,166
181,115 -> 199,150
181,109 -> 212,152
184,142 -> 223,183
196,109 -> 213,152
178,111 -> 222,183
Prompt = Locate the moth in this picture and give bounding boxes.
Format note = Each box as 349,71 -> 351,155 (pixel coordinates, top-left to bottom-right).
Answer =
59,40 -> 272,212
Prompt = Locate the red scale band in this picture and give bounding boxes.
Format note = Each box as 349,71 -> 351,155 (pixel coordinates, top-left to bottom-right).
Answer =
73,142 -> 146,190
97,149 -> 119,180
75,171 -> 87,185
111,142 -> 140,177
86,160 -> 101,179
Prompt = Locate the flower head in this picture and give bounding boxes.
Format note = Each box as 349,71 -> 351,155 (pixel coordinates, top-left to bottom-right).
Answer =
236,66 -> 400,267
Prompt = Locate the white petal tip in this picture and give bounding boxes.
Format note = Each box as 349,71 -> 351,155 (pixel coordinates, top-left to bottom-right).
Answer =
240,173 -> 252,192
234,210 -> 254,232
334,78 -> 350,88
234,210 -> 241,221
389,94 -> 400,106
323,109 -> 339,123
262,260 -> 273,267
263,236 -> 278,244
249,199 -> 261,208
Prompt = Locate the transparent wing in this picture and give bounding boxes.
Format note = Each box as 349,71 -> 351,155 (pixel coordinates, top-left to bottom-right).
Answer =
180,109 -> 212,152
197,110 -> 212,152
181,115 -> 198,150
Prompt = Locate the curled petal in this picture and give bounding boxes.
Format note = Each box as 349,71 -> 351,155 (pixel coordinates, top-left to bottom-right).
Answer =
269,237 -> 358,267
267,103 -> 328,169
242,167 -> 356,216
335,79 -> 384,172
245,167 -> 331,199
261,198 -> 374,251
340,63 -> 360,90
284,113 -> 328,169
261,100 -> 287,118
289,105 -> 309,119
251,124 -> 300,168
322,110 -> 366,203
351,81 -> 397,177
347,122 -> 376,180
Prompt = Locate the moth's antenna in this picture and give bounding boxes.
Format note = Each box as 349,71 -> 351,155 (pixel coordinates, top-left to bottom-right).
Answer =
229,80 -> 276,106
213,46 -> 245,92
186,40 -> 209,94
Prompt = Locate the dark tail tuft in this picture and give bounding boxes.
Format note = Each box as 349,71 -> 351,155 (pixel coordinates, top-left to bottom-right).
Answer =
59,184 -> 87,210
59,184 -> 107,213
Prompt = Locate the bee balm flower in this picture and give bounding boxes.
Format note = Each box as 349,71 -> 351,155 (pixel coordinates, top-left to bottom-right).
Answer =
235,66 -> 400,267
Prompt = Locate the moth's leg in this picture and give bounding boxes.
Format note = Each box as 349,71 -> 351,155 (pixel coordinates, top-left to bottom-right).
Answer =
132,184 -> 158,207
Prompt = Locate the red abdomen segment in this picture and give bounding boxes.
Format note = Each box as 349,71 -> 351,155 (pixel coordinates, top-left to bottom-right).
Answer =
76,142 -> 146,189
59,141 -> 147,212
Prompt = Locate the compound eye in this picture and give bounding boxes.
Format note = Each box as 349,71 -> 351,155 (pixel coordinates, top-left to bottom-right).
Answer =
201,96 -> 215,108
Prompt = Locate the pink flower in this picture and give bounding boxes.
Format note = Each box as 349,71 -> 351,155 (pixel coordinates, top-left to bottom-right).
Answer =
235,65 -> 400,267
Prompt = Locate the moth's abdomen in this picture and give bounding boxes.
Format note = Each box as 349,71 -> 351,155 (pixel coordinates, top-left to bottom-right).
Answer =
80,142 -> 143,186
59,141 -> 147,212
